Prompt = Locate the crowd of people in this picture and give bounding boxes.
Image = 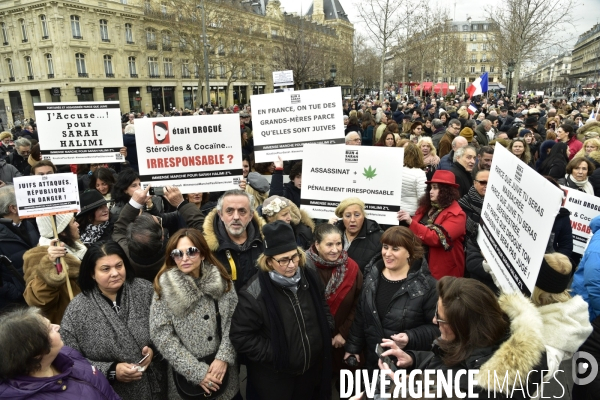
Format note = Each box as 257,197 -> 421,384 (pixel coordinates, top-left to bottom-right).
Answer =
0,92 -> 599,400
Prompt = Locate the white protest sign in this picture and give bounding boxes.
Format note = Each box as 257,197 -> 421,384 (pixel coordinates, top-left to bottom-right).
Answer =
134,114 -> 243,193
34,102 -> 124,165
13,173 -> 80,219
272,70 -> 294,87
301,144 -> 403,225
251,87 -> 345,162
477,145 -> 562,297
560,186 -> 600,254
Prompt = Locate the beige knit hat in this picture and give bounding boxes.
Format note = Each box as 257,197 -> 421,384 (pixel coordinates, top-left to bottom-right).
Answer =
36,214 -> 73,239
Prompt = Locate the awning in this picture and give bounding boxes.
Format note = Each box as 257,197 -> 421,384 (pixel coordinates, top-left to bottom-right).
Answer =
415,82 -> 433,92
488,82 -> 506,90
433,83 -> 455,95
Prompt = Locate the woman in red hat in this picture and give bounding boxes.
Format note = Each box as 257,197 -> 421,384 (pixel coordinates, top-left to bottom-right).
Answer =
397,170 -> 466,279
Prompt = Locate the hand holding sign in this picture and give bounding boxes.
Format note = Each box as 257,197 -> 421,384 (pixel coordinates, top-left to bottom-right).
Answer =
47,239 -> 67,262
274,156 -> 284,170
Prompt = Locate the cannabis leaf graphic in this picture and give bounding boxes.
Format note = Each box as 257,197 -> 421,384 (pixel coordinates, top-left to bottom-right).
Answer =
363,166 -> 377,180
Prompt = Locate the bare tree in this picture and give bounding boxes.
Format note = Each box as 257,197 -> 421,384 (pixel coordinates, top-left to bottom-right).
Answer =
355,0 -> 406,97
486,0 -> 575,99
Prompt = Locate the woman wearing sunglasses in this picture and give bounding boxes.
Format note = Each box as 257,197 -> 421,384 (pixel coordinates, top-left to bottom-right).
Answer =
230,221 -> 334,400
150,229 -> 240,399
60,241 -> 167,400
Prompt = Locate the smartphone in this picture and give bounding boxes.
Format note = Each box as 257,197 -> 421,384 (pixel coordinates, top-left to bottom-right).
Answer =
149,186 -> 164,196
375,344 -> 397,371
137,353 -> 150,365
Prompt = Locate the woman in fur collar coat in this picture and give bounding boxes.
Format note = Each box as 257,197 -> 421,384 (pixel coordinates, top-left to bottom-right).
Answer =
60,241 -> 168,400
150,228 -> 239,400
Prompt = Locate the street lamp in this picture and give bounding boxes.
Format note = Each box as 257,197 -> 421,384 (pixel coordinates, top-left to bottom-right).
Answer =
408,69 -> 412,97
197,2 -> 210,106
330,64 -> 337,86
507,60 -> 515,99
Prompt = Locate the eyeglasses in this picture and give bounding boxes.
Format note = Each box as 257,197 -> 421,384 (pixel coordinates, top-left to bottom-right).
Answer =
435,304 -> 448,325
474,180 -> 488,185
171,247 -> 200,261
272,253 -> 300,268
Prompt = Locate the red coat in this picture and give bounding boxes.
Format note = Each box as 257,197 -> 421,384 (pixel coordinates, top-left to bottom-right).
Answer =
566,136 -> 583,160
410,201 -> 466,279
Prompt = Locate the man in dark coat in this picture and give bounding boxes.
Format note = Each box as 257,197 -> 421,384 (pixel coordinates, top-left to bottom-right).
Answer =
450,146 -> 476,197
437,119 -> 461,157
7,137 -> 31,175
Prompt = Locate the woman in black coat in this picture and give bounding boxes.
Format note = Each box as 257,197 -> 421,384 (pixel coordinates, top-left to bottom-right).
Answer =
538,142 -> 569,180
344,227 -> 439,371
76,190 -> 116,247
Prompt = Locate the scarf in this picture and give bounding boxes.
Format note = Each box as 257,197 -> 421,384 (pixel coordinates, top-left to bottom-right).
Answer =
569,174 -> 594,195
306,245 -> 357,316
39,236 -> 88,260
422,203 -> 453,251
80,221 -> 110,245
268,268 -> 301,293
458,186 -> 484,239
423,153 -> 440,167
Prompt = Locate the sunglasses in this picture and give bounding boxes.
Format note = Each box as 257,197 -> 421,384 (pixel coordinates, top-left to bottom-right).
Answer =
475,180 -> 488,185
435,304 -> 448,325
170,247 -> 200,261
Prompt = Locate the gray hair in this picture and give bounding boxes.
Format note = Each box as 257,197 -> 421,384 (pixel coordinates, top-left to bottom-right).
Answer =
14,138 -> 31,148
465,119 -> 477,129
482,119 -> 492,128
432,118 -> 443,129
374,110 -> 384,124
454,145 -> 476,162
345,131 -> 360,144
0,185 -> 16,216
448,118 -> 461,127
451,136 -> 468,152
216,189 -> 255,214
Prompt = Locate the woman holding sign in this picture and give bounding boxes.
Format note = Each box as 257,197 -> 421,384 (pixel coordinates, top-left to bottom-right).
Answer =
397,170 -> 466,279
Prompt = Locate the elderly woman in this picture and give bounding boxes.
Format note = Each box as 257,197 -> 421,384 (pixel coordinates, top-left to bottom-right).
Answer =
397,170 -> 466,279
0,131 -> 13,158
344,226 -> 438,372
22,214 -> 86,323
419,137 -> 439,180
305,224 -> 363,379
557,156 -> 595,195
150,229 -> 239,399
374,277 -> 547,398
262,195 -> 314,249
575,138 -> 600,158
0,308 -> 120,399
401,143 -> 427,216
60,241 -> 167,400
230,221 -> 334,400
331,197 -> 384,273
75,190 -> 115,246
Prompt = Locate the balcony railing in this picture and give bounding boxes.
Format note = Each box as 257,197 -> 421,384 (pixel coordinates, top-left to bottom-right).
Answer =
106,73 -> 115,78
146,43 -> 158,50
182,74 -> 191,78
78,72 -> 89,78
73,35 -> 83,40
130,73 -> 138,78
27,75 -> 34,80
48,74 -> 54,78
2,42 -> 7,45
42,35 -> 49,40
165,74 -> 175,78
149,74 -> 161,78
126,40 -> 135,44
9,77 -> 15,81
163,46 -> 172,51
102,38 -> 111,43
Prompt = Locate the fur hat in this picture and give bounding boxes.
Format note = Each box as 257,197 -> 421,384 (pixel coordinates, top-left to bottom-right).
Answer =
334,197 -> 365,218
37,214 -> 73,239
247,172 -> 270,194
459,127 -> 474,142
0,131 -> 12,141
262,221 -> 297,257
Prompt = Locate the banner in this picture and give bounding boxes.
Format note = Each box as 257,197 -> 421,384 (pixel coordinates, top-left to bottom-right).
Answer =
477,145 -> 562,297
561,186 -> 600,254
251,87 -> 345,162
134,114 -> 243,193
301,144 -> 403,225
13,173 -> 80,219
272,70 -> 294,87
34,101 -> 124,165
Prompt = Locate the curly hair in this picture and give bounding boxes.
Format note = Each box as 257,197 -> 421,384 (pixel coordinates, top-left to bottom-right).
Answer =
417,183 -> 460,210
89,167 -> 115,193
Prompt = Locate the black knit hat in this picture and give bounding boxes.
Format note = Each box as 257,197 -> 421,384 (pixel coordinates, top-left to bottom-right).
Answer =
262,221 -> 297,256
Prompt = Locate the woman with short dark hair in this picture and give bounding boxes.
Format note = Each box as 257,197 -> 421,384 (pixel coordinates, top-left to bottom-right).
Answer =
76,190 -> 115,246
89,167 -> 115,204
60,241 -> 167,400
0,307 -> 120,399
111,169 -> 163,216
557,156 -> 595,195
538,142 -> 570,180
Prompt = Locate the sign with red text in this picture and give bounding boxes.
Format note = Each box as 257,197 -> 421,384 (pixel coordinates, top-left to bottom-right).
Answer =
134,114 -> 243,193
477,145 -> 563,297
251,87 -> 345,163
34,102 -> 124,164
14,173 -> 80,218
561,186 -> 600,254
301,144 -> 403,225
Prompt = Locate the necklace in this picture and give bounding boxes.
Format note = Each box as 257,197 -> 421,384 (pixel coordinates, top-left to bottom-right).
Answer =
381,270 -> 407,283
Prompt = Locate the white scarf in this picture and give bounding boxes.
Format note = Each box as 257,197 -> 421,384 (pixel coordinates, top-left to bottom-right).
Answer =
569,174 -> 594,195
39,236 -> 88,260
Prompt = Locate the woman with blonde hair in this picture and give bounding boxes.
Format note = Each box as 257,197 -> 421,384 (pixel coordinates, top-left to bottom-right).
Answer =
575,138 -> 600,158
419,137 -> 440,180
261,195 -> 314,249
401,143 -> 427,216
508,137 -> 533,167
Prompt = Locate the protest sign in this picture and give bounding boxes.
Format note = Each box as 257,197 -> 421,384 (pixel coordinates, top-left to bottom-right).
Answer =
477,145 -> 562,297
251,87 -> 345,162
272,70 -> 294,87
560,186 -> 600,254
34,102 -> 124,165
301,144 -> 403,225
134,114 -> 243,193
13,173 -> 80,219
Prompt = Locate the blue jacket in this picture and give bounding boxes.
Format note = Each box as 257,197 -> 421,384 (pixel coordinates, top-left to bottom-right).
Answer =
572,215 -> 600,322
438,152 -> 454,171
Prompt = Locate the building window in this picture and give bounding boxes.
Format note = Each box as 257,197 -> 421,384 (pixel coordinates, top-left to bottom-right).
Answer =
125,23 -> 134,43
216,44 -> 224,56
463,25 -> 468,31
481,66 -> 486,73
463,34 -> 467,41
146,29 -> 157,49
482,43 -> 488,51
482,54 -> 487,62
121,0 -> 127,4
20,19 -> 28,42
1,23 -> 8,45
490,66 -> 495,73
75,53 -> 87,76
128,56 -> 137,76
71,16 -> 82,39
162,31 -> 171,51
104,55 -> 114,76
46,54 -> 54,76
483,24 -> 488,30
471,44 -> 477,51
194,63 -> 199,78
25,56 -> 34,79
100,20 -> 109,42
470,66 -> 475,73
471,55 -> 477,62
182,60 -> 190,78
218,63 -> 225,78
7,59 -> 14,80
148,57 -> 159,77
40,15 -> 49,39
179,34 -> 187,50
251,64 -> 257,79
160,3 -> 167,15
472,24 -> 478,31
164,58 -> 173,77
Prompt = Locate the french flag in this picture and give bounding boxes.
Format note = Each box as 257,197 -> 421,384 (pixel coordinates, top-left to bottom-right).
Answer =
466,72 -> 489,98
467,103 -> 478,115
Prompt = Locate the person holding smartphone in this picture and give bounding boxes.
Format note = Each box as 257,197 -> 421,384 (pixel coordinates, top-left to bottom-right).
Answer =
60,241 -> 167,400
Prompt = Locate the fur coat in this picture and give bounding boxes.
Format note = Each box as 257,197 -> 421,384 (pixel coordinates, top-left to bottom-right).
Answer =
60,278 -> 167,400
150,263 -> 239,400
22,246 -> 81,324
577,120 -> 600,141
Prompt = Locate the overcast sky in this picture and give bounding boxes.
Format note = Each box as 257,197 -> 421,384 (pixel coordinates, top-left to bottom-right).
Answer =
278,0 -> 599,51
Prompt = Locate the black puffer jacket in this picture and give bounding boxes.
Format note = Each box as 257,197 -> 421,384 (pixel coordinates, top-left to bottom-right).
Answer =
465,238 -> 499,295
344,255 -> 439,371
335,218 -> 383,274
230,267 -> 334,375
550,207 -> 573,259
270,169 -> 302,208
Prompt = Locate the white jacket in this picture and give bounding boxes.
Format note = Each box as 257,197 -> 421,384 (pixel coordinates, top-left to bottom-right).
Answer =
401,167 -> 427,216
